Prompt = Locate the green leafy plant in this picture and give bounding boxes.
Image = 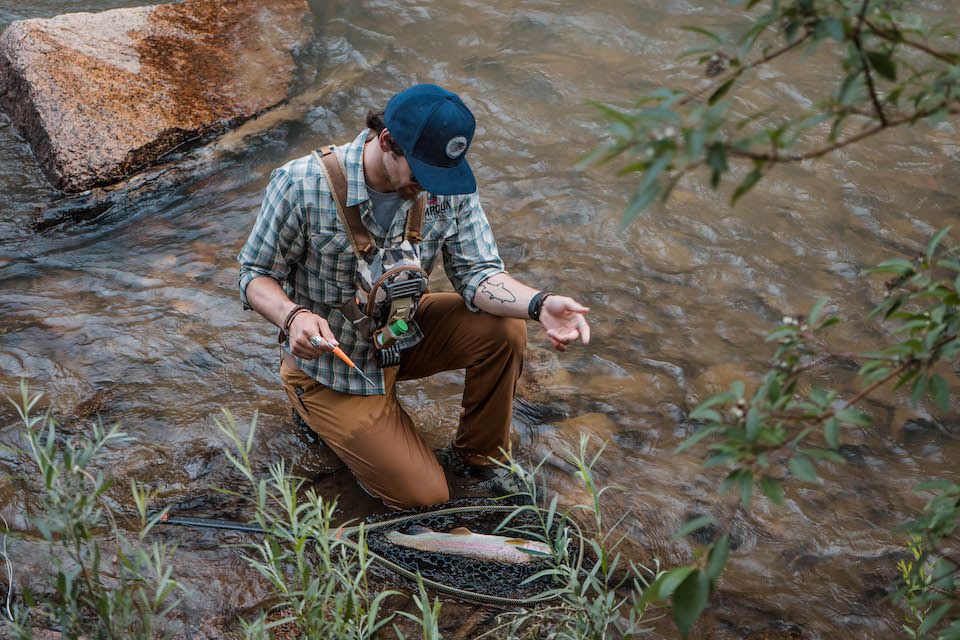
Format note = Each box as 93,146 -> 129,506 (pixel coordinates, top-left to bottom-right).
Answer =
482,435 -> 666,639
897,536 -> 935,639
2,380 -> 182,640
217,409 -> 400,640
663,228 -> 960,638
892,480 -> 960,640
588,1 -> 960,636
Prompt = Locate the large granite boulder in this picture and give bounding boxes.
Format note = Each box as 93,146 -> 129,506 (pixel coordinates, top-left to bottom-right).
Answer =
0,0 -> 312,193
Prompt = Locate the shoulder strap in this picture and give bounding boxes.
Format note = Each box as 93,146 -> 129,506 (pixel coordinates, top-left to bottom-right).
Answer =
313,146 -> 374,258
404,195 -> 426,245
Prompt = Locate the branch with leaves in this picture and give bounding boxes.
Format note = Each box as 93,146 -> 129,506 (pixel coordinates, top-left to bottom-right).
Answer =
655,224 -> 960,640
586,0 -> 960,228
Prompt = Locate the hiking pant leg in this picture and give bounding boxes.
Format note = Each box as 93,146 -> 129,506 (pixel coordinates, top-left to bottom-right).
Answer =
281,360 -> 449,509
398,293 -> 527,467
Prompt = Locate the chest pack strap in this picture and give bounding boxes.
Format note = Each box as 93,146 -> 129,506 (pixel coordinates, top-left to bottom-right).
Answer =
313,146 -> 426,257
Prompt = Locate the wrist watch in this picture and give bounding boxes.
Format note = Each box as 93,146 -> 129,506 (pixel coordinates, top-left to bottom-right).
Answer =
528,292 -> 553,321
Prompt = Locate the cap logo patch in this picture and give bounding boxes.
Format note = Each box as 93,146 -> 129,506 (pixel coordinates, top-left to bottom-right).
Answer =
445,136 -> 468,159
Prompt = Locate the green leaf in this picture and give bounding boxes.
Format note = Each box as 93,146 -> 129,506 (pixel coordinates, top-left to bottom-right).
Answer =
838,72 -> 863,106
926,226 -> 952,262
822,17 -> 846,41
731,167 -> 763,205
866,258 -> 914,275
802,448 -> 845,463
677,25 -> 724,44
788,455 -> 819,483
709,78 -> 736,105
836,407 -> 871,426
621,181 -> 661,229
721,469 -> 742,495
679,45 -> 717,59
707,535 -> 730,583
824,417 -> 839,449
911,373 -> 929,409
675,426 -> 722,453
732,381 -> 745,399
766,326 -> 798,342
917,602 -> 951,635
691,393 -> 736,416
930,373 -> 950,411
588,100 -> 636,127
914,478 -> 957,492
745,406 -> 761,441
865,50 -> 897,81
739,469 -> 754,509
672,515 -> 716,541
808,298 -> 827,326
760,475 -> 785,506
706,143 -> 728,187
687,126 -> 705,162
673,570 -> 710,639
788,113 -> 832,145
655,565 -> 695,600
937,257 -> 960,272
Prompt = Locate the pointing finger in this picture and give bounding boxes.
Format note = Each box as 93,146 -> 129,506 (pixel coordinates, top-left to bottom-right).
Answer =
576,315 -> 591,345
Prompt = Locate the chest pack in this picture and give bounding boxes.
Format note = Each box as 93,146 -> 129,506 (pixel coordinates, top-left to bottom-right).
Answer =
313,146 -> 429,362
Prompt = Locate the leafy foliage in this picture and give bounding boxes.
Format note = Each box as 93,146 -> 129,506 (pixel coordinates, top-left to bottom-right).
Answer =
667,230 -> 960,638
588,2 -> 960,637
2,380 -> 183,640
587,0 -> 960,226
481,435 -> 667,639
217,410 -> 402,640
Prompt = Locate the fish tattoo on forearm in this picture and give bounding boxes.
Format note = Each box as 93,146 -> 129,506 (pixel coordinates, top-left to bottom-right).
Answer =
479,281 -> 517,304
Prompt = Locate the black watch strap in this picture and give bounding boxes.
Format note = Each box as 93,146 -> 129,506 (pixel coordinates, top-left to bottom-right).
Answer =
528,292 -> 553,321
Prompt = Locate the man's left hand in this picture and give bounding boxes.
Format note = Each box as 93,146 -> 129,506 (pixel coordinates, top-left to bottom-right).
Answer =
540,295 -> 590,352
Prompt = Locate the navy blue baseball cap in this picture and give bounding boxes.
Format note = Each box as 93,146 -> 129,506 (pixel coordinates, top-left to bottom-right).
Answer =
384,84 -> 477,196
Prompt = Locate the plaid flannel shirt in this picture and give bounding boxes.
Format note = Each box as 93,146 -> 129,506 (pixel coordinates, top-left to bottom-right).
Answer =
237,130 -> 505,395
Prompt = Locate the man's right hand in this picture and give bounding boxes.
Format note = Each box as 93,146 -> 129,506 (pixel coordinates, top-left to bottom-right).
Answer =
289,311 -> 339,359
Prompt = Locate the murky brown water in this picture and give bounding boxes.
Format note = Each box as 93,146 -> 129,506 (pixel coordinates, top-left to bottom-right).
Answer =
1,1 -> 959,638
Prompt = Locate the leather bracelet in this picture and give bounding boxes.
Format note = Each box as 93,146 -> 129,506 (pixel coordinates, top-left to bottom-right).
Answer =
282,305 -> 309,335
528,292 -> 553,322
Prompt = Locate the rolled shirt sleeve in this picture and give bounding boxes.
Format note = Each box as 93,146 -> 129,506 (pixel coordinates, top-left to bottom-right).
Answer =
442,192 -> 506,311
237,168 -> 306,309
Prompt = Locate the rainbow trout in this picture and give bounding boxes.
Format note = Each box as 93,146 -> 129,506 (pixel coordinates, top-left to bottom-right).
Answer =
384,526 -> 552,564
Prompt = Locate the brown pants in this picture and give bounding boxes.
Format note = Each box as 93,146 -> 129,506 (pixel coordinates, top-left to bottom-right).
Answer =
280,293 -> 527,509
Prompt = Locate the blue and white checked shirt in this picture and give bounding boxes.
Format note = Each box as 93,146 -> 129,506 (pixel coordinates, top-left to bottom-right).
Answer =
238,130 -> 506,395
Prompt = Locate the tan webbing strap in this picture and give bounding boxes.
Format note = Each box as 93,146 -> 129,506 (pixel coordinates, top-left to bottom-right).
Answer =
313,146 -> 374,258
404,195 -> 426,245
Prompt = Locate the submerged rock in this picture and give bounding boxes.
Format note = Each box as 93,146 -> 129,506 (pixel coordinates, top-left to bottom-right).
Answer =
0,0 -> 312,193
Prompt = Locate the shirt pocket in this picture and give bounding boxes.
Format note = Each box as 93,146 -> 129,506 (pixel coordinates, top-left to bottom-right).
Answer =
307,231 -> 356,306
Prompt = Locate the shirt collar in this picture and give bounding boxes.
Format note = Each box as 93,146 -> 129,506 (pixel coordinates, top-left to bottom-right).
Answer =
343,129 -> 372,208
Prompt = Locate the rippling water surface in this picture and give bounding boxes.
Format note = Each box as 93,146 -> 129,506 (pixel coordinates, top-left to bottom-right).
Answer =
1,1 -> 959,638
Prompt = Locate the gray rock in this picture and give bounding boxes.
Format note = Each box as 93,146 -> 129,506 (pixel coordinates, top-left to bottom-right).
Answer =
0,0 -> 312,193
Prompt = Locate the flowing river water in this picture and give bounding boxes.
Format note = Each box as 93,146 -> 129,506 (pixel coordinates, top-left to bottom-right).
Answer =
1,1 -> 959,638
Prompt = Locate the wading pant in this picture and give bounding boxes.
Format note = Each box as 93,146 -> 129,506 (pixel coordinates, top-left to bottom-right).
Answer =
280,293 -> 527,509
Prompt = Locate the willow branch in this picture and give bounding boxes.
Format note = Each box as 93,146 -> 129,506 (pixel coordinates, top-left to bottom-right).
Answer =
855,0 -> 888,125
865,19 -> 960,65
679,32 -> 813,107
837,361 -> 911,410
725,102 -> 959,163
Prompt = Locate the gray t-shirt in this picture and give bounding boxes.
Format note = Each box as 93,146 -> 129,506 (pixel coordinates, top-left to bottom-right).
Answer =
366,186 -> 403,231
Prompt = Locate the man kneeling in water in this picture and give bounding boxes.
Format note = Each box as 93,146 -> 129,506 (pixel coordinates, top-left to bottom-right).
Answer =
237,84 -> 590,509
